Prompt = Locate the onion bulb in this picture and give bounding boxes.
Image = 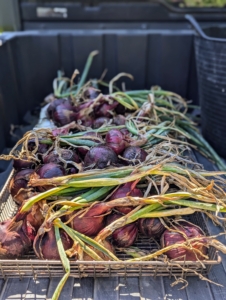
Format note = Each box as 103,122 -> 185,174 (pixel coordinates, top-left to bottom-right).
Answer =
161,222 -> 207,261
122,146 -> 148,165
106,213 -> 138,248
84,145 -> 118,169
138,218 -> 165,238
33,225 -> 72,260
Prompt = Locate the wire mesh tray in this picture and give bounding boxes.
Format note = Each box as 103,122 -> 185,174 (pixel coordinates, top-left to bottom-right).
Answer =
0,170 -> 221,279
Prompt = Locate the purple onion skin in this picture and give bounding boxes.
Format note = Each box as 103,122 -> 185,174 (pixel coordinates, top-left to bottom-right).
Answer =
0,216 -> 33,258
122,146 -> 148,165
10,169 -> 34,200
83,87 -> 100,100
106,213 -> 138,248
120,129 -> 130,138
113,115 -> 126,126
84,240 -> 114,261
47,99 -> 73,119
33,226 -> 72,260
26,203 -> 44,232
68,203 -> 109,237
52,104 -> 77,126
67,167 -> 78,175
77,132 -> 102,157
138,218 -> 165,238
28,139 -> 49,154
80,117 -> 94,127
13,159 -> 35,171
84,145 -> 118,169
36,163 -> 65,179
93,117 -> 110,129
43,149 -> 80,165
105,129 -> 126,155
94,101 -> 118,118
161,223 -> 207,261
110,182 -> 143,214
69,214 -> 105,237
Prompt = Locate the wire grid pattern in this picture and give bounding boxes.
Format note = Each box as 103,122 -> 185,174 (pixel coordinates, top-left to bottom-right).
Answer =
0,171 -> 221,279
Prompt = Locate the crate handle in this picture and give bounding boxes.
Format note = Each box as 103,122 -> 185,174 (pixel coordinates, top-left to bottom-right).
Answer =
185,14 -> 226,43
185,14 -> 207,39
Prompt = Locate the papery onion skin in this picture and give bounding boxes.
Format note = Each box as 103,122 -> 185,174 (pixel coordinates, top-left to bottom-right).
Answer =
106,213 -> 138,248
43,149 -> 80,165
13,158 -> 35,171
122,146 -> 148,165
94,101 -> 118,118
36,163 -> 65,179
33,226 -> 72,260
84,145 -> 118,169
10,169 -> 35,204
138,218 -> 165,238
47,98 -> 73,119
52,104 -> 77,126
105,129 -> 126,155
83,240 -> 114,261
161,223 -> 207,261
113,115 -> 126,126
93,117 -> 110,129
110,182 -> 143,214
67,202 -> 109,237
83,87 -> 100,100
77,132 -> 102,157
0,216 -> 33,258
28,139 -> 49,155
26,203 -> 44,232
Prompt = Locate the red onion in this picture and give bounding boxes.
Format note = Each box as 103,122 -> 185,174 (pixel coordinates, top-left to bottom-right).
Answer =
110,182 -> 143,214
47,98 -> 73,119
43,149 -> 80,166
113,115 -> 126,126
105,129 -> 126,155
84,145 -> 118,169
161,223 -> 207,261
106,213 -> 138,248
138,218 -> 165,238
28,139 -> 49,154
83,87 -> 100,100
120,129 -> 131,143
67,203 -> 110,237
84,240 -> 114,261
13,158 -> 35,170
36,163 -> 65,179
94,101 -> 118,118
33,225 -> 72,260
122,146 -> 148,165
10,169 -> 35,204
67,167 -> 78,175
26,203 -> 44,232
77,132 -> 102,157
80,117 -> 94,127
52,104 -> 77,126
0,215 -> 33,258
93,117 -> 110,129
